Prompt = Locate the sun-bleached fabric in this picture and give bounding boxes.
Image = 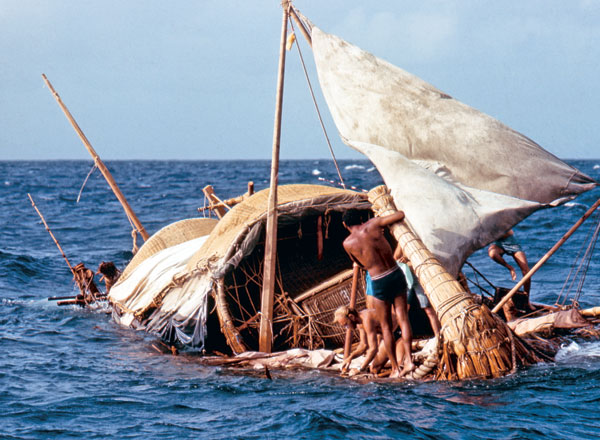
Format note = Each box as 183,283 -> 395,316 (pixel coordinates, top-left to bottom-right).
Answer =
109,236 -> 210,346
311,26 -> 597,274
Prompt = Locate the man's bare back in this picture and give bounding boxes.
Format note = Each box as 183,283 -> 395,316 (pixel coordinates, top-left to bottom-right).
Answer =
341,209 -> 414,377
342,211 -> 405,277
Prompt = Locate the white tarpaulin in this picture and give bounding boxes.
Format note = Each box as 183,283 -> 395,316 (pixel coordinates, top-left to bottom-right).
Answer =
109,235 -> 211,347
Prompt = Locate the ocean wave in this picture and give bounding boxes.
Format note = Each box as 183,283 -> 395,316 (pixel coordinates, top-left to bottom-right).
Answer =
593,164 -> 599,170
344,164 -> 366,170
556,340 -> 600,362
312,169 -> 321,176
563,202 -> 589,210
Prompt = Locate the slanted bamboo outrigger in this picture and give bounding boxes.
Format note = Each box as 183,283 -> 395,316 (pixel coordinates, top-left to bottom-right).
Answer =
41,74 -> 149,249
28,193 -> 103,306
492,197 -> 600,314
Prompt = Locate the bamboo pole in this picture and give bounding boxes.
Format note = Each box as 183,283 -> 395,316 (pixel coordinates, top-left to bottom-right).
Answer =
202,185 -> 229,219
492,197 -> 600,314
343,263 -> 360,358
289,4 -> 312,48
581,306 -> 600,317
259,3 -> 289,353
41,74 -> 149,242
198,182 -> 255,214
28,193 -> 85,295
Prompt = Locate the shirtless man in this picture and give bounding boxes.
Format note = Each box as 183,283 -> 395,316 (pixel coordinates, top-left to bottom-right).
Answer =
342,209 -> 414,377
488,229 -> 532,308
97,261 -> 121,294
333,306 -> 397,375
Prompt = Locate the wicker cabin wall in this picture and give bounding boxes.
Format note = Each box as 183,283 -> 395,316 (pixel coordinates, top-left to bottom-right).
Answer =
276,211 -> 352,296
300,273 -> 367,347
218,209 -> 372,352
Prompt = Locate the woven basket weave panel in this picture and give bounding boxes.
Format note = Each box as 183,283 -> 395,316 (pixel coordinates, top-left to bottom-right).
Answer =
186,184 -> 367,272
120,217 -> 218,280
300,274 -> 367,347
218,212 -> 367,351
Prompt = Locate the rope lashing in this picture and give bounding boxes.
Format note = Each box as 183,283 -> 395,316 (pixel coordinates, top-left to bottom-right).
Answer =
288,17 -> 346,190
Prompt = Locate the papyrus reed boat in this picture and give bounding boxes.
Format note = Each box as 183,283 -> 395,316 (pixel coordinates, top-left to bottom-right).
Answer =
45,2 -> 599,381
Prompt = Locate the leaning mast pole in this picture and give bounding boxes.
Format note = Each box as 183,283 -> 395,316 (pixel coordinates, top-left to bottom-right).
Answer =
41,74 -> 149,242
259,2 -> 290,353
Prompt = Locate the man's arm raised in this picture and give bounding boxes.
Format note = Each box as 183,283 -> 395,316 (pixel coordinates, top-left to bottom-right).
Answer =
377,210 -> 405,227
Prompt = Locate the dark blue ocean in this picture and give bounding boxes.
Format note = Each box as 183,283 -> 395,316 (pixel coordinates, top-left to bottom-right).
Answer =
1,159 -> 599,439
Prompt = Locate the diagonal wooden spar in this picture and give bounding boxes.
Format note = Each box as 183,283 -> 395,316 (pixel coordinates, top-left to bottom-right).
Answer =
28,193 -> 86,296
41,74 -> 149,242
493,196 -> 600,313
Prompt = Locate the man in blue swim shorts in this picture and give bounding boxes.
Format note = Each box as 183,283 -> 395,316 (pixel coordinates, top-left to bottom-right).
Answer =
365,259 -> 441,338
342,209 -> 414,378
488,229 -> 532,308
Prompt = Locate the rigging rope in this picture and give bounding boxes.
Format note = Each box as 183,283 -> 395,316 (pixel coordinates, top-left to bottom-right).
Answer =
463,260 -> 496,297
573,212 -> 600,304
288,17 -> 346,190
556,209 -> 600,306
76,162 -> 98,203
76,159 -> 140,253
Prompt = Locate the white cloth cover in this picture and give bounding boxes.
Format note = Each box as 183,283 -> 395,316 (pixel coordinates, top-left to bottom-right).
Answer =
109,236 -> 211,347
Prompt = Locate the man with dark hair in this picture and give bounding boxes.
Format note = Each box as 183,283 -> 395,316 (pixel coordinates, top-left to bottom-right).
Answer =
97,261 -> 121,294
341,209 -> 414,378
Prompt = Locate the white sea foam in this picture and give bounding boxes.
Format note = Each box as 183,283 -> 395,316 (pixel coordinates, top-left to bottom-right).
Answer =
312,169 -> 321,176
555,340 -> 600,363
367,167 -> 376,172
564,202 -> 587,209
344,164 -> 366,170
593,164 -> 599,170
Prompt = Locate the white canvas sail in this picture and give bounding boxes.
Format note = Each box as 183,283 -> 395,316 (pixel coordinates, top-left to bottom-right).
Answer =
311,26 -> 597,274
353,141 -> 540,276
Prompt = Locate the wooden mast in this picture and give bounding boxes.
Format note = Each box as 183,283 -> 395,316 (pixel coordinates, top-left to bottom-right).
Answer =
259,2 -> 289,353
41,74 -> 149,242
368,185 -> 541,380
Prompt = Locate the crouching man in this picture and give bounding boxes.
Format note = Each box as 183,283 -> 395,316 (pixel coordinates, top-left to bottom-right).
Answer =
333,306 -> 401,375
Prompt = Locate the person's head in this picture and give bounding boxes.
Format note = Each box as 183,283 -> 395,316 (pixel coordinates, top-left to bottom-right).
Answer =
97,261 -> 118,279
342,209 -> 364,228
333,305 -> 359,327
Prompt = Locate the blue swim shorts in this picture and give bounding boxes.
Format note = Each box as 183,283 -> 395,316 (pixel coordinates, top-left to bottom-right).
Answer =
368,266 -> 407,303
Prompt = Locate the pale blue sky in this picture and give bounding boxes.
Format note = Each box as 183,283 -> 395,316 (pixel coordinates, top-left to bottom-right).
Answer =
1,1 -> 598,160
